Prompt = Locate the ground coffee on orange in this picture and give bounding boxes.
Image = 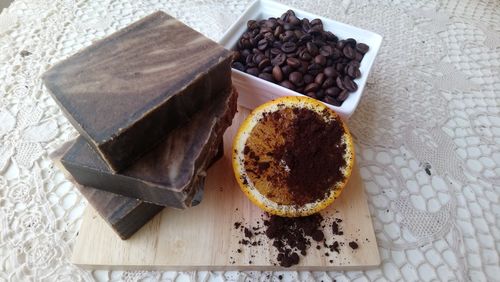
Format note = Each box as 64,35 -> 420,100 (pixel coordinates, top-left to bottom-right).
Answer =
272,108 -> 346,205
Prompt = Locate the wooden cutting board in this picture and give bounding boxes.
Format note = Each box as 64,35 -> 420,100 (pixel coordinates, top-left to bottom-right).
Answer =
71,107 -> 380,270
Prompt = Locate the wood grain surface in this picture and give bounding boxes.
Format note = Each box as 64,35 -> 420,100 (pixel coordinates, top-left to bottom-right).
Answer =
71,107 -> 380,270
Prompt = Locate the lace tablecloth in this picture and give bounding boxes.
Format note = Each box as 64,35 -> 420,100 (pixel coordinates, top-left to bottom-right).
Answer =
0,0 -> 499,281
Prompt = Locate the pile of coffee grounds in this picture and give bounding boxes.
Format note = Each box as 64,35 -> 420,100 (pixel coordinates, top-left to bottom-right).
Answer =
264,214 -> 325,267
272,108 -> 346,205
234,212 -> 363,267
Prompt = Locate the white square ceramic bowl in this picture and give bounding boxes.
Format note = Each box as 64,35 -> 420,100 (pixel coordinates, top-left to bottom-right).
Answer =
219,0 -> 382,118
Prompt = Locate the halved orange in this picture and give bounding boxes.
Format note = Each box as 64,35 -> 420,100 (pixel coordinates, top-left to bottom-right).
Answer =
232,96 -> 354,217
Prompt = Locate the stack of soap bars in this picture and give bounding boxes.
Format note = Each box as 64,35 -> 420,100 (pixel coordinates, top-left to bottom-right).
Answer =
43,11 -> 237,239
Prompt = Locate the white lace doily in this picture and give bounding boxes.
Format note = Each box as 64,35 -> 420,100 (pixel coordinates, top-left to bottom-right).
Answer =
0,0 -> 499,281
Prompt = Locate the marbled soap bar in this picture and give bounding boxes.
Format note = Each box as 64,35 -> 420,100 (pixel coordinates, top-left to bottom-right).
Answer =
75,142 -> 223,240
62,87 -> 237,208
43,11 -> 232,172
53,141 -> 222,240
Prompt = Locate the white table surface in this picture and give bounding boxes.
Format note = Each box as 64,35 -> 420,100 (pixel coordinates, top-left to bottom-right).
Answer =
0,0 -> 498,281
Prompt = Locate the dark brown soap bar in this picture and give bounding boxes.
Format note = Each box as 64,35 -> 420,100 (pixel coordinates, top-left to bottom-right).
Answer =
52,141 -> 223,240
75,142 -> 224,240
62,87 -> 237,208
43,11 -> 233,172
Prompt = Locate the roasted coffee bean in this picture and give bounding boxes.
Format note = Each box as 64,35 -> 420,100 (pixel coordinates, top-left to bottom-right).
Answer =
314,73 -> 326,85
272,65 -> 284,82
247,20 -> 258,30
253,53 -> 265,64
270,48 -> 281,56
346,64 -> 361,78
335,63 -> 344,72
306,42 -> 319,55
282,65 -> 293,76
320,45 -> 334,57
325,87 -> 341,97
282,33 -> 297,42
296,86 -> 304,93
322,77 -> 335,89
324,31 -> 338,42
272,53 -> 286,66
355,51 -> 363,62
281,42 -> 297,53
246,54 -> 254,65
323,66 -> 339,78
284,23 -> 295,31
298,61 -> 309,73
246,67 -> 259,76
266,19 -> 277,29
258,58 -> 271,70
343,76 -> 358,92
232,62 -> 246,72
259,72 -> 274,82
304,82 -> 320,92
307,63 -> 322,75
337,40 -> 346,49
240,49 -> 251,58
289,15 -> 300,25
314,55 -> 326,66
337,90 -> 349,101
300,52 -> 312,61
324,96 -> 341,106
356,43 -> 369,54
345,38 -> 357,47
286,57 -> 301,68
316,89 -> 325,99
303,74 -> 314,84
348,61 -> 360,68
308,25 -> 322,35
310,18 -> 322,26
336,76 -> 345,90
306,92 -> 317,99
257,39 -> 268,51
294,30 -> 304,39
274,25 -> 284,37
289,71 -> 304,86
264,49 -> 271,58
249,38 -> 258,47
343,46 -> 356,59
298,34 -> 312,44
260,27 -> 273,34
280,80 -> 295,90
262,65 -> 273,73
312,39 -> 326,47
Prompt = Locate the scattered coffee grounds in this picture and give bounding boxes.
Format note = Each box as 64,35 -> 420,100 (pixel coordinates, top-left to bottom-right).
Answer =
263,213 -> 324,267
244,227 -> 253,238
233,9 -> 370,106
331,218 -> 344,235
329,241 -> 340,253
349,241 -> 359,249
234,214 -> 361,267
271,108 -> 346,205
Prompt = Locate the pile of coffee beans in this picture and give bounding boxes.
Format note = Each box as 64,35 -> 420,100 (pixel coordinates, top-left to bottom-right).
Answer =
232,10 -> 369,106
